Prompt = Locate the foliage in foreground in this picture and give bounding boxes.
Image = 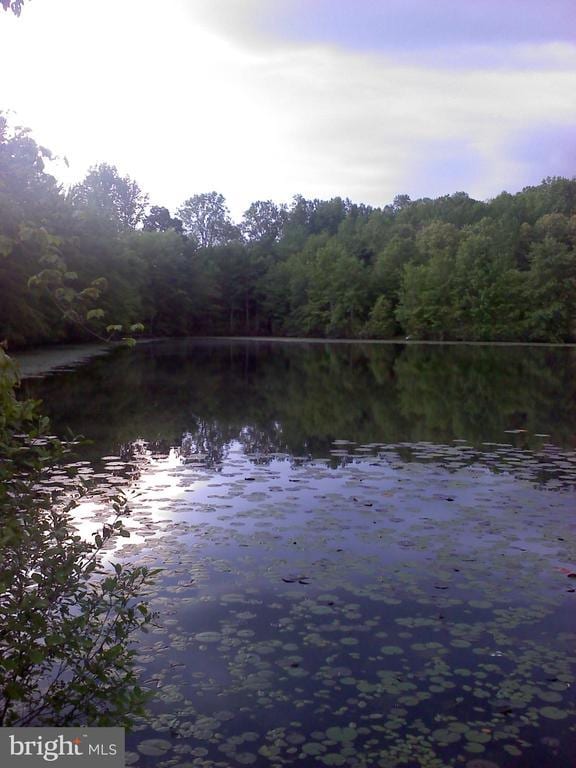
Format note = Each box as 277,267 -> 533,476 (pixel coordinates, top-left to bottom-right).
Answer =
0,348 -> 159,726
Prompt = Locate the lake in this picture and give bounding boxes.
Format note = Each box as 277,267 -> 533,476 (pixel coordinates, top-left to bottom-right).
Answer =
20,339 -> 576,768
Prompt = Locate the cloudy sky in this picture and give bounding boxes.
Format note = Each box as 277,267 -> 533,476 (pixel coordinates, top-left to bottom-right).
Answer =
1,0 -> 575,218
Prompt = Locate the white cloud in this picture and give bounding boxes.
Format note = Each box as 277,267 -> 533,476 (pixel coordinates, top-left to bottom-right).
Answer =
0,0 -> 575,219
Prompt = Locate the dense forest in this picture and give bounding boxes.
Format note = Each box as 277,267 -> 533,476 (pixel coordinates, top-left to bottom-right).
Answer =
1,114 -> 575,348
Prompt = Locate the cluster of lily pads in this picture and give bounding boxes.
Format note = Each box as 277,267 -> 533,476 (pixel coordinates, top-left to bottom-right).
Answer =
56,436 -> 570,768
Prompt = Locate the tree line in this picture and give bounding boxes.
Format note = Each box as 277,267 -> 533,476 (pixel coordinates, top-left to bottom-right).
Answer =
1,114 -> 575,348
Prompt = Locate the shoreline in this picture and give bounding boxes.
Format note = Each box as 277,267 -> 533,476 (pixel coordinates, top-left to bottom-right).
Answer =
12,334 -> 576,378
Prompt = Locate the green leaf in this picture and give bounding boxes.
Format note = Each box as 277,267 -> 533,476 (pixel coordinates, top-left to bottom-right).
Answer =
86,308 -> 105,321
29,648 -> 46,664
79,287 -> 100,300
4,682 -> 26,701
55,286 -> 77,303
45,634 -> 66,647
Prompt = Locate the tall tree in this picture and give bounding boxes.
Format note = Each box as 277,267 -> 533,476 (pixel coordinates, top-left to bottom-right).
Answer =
142,205 -> 183,235
392,194 -> 412,212
177,192 -> 239,248
241,200 -> 287,243
0,116 -> 69,346
69,163 -> 148,230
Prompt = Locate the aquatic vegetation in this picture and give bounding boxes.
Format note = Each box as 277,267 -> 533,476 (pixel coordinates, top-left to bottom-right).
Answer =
20,341 -> 576,765
95,437 -> 576,767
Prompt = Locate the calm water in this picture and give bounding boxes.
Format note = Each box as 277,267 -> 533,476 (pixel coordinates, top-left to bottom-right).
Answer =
21,340 -> 576,768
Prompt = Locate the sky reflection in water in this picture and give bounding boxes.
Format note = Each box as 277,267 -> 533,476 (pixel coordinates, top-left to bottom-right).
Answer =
23,340 -> 576,767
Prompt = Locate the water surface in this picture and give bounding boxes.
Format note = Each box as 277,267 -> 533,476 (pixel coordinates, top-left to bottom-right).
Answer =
22,340 -> 576,768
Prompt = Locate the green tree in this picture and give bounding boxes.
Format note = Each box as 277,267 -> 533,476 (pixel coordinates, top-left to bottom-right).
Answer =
142,205 -> 183,235
453,220 -> 526,340
396,255 -> 459,339
373,235 -> 418,297
525,235 -> 576,341
69,164 -> 149,230
0,116 -> 71,346
363,296 -> 398,338
123,229 -> 211,336
177,192 -> 239,248
241,200 -> 287,243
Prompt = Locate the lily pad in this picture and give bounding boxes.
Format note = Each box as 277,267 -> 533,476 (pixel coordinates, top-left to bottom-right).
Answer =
137,738 -> 172,756
320,753 -> 347,766
325,726 -> 358,742
540,706 -> 569,720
